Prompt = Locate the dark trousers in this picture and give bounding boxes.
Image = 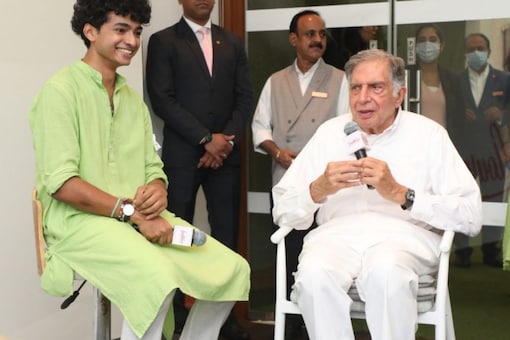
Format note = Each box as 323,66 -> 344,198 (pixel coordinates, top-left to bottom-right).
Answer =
454,225 -> 503,258
165,163 -> 241,327
281,228 -> 309,298
166,163 -> 241,250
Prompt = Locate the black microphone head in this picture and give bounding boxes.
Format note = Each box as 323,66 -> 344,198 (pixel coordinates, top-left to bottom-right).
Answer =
344,121 -> 360,136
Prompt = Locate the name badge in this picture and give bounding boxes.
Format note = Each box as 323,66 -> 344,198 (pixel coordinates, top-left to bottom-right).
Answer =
312,91 -> 328,99
493,91 -> 504,97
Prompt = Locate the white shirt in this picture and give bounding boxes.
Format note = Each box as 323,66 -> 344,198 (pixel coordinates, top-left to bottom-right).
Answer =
272,111 -> 482,237
468,65 -> 490,106
296,58 -> 320,95
251,59 -> 350,154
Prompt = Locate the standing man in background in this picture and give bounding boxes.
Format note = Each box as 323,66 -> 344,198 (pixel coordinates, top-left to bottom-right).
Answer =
251,9 -> 349,339
455,32 -> 510,268
145,0 -> 253,339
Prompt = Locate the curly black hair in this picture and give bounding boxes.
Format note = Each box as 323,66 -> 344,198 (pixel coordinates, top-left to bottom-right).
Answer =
71,0 -> 151,47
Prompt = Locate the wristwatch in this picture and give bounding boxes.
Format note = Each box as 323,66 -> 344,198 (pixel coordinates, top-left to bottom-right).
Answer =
118,199 -> 135,222
401,188 -> 415,210
200,133 -> 212,145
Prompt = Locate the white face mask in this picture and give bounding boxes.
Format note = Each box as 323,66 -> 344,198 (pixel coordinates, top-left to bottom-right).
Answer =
415,41 -> 441,63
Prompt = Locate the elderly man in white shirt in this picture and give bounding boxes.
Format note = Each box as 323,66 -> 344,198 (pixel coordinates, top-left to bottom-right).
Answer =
251,10 -> 349,338
272,49 -> 482,340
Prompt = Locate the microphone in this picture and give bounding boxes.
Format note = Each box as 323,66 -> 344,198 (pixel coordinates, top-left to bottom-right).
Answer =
344,121 -> 374,189
344,121 -> 368,159
131,224 -> 207,246
191,228 -> 207,246
172,225 -> 207,247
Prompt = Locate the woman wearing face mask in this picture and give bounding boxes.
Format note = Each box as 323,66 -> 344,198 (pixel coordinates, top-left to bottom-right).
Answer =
414,23 -> 463,135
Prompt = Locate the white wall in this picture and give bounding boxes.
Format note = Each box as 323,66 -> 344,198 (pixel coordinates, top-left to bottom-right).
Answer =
0,0 -> 216,338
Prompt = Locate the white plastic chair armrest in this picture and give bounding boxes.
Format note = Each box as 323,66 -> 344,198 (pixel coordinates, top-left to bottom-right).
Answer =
439,230 -> 455,254
270,226 -> 293,244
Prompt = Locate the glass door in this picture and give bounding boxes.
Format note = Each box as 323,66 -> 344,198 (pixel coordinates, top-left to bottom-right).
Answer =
394,1 -> 510,338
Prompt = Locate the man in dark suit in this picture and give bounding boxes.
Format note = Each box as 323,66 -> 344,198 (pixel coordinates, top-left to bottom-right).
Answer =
145,0 -> 253,339
455,32 -> 510,268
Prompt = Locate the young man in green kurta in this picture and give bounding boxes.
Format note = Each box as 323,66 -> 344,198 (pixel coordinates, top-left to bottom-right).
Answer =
29,0 -> 250,339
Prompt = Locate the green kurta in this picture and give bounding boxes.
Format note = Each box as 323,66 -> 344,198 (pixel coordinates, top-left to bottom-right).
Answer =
29,61 -> 250,337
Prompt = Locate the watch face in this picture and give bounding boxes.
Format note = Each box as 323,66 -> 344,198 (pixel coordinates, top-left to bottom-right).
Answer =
407,189 -> 415,202
123,203 -> 135,216
401,189 -> 415,210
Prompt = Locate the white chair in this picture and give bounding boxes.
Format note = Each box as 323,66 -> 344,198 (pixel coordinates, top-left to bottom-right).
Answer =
270,225 -> 456,340
32,189 -> 112,340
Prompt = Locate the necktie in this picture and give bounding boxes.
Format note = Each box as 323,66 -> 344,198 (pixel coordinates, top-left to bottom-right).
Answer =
198,27 -> 213,75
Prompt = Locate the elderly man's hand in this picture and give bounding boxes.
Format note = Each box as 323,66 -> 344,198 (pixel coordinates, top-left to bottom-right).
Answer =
310,160 -> 362,203
358,157 -> 407,205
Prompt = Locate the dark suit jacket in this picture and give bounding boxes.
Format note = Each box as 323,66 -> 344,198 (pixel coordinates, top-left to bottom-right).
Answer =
438,66 -> 464,146
459,65 -> 510,200
146,18 -> 253,168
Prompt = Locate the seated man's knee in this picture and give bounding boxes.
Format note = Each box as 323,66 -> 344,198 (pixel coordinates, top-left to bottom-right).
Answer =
293,260 -> 352,300
358,262 -> 418,299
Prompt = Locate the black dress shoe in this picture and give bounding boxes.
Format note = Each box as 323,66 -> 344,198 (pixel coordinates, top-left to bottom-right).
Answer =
454,254 -> 471,268
220,315 -> 250,340
483,255 -> 503,268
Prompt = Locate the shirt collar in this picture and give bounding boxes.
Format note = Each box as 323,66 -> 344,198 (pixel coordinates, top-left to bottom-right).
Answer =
76,60 -> 127,90
293,58 -> 322,76
360,109 -> 400,149
183,16 -> 212,34
468,63 -> 490,80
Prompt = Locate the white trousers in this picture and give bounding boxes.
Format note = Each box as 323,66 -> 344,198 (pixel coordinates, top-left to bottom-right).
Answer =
121,290 -> 234,340
292,216 -> 441,340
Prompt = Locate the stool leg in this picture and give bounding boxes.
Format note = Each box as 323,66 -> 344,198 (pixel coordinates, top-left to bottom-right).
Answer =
94,288 -> 111,340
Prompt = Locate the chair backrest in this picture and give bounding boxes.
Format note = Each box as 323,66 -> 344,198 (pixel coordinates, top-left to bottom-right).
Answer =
32,188 -> 46,275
